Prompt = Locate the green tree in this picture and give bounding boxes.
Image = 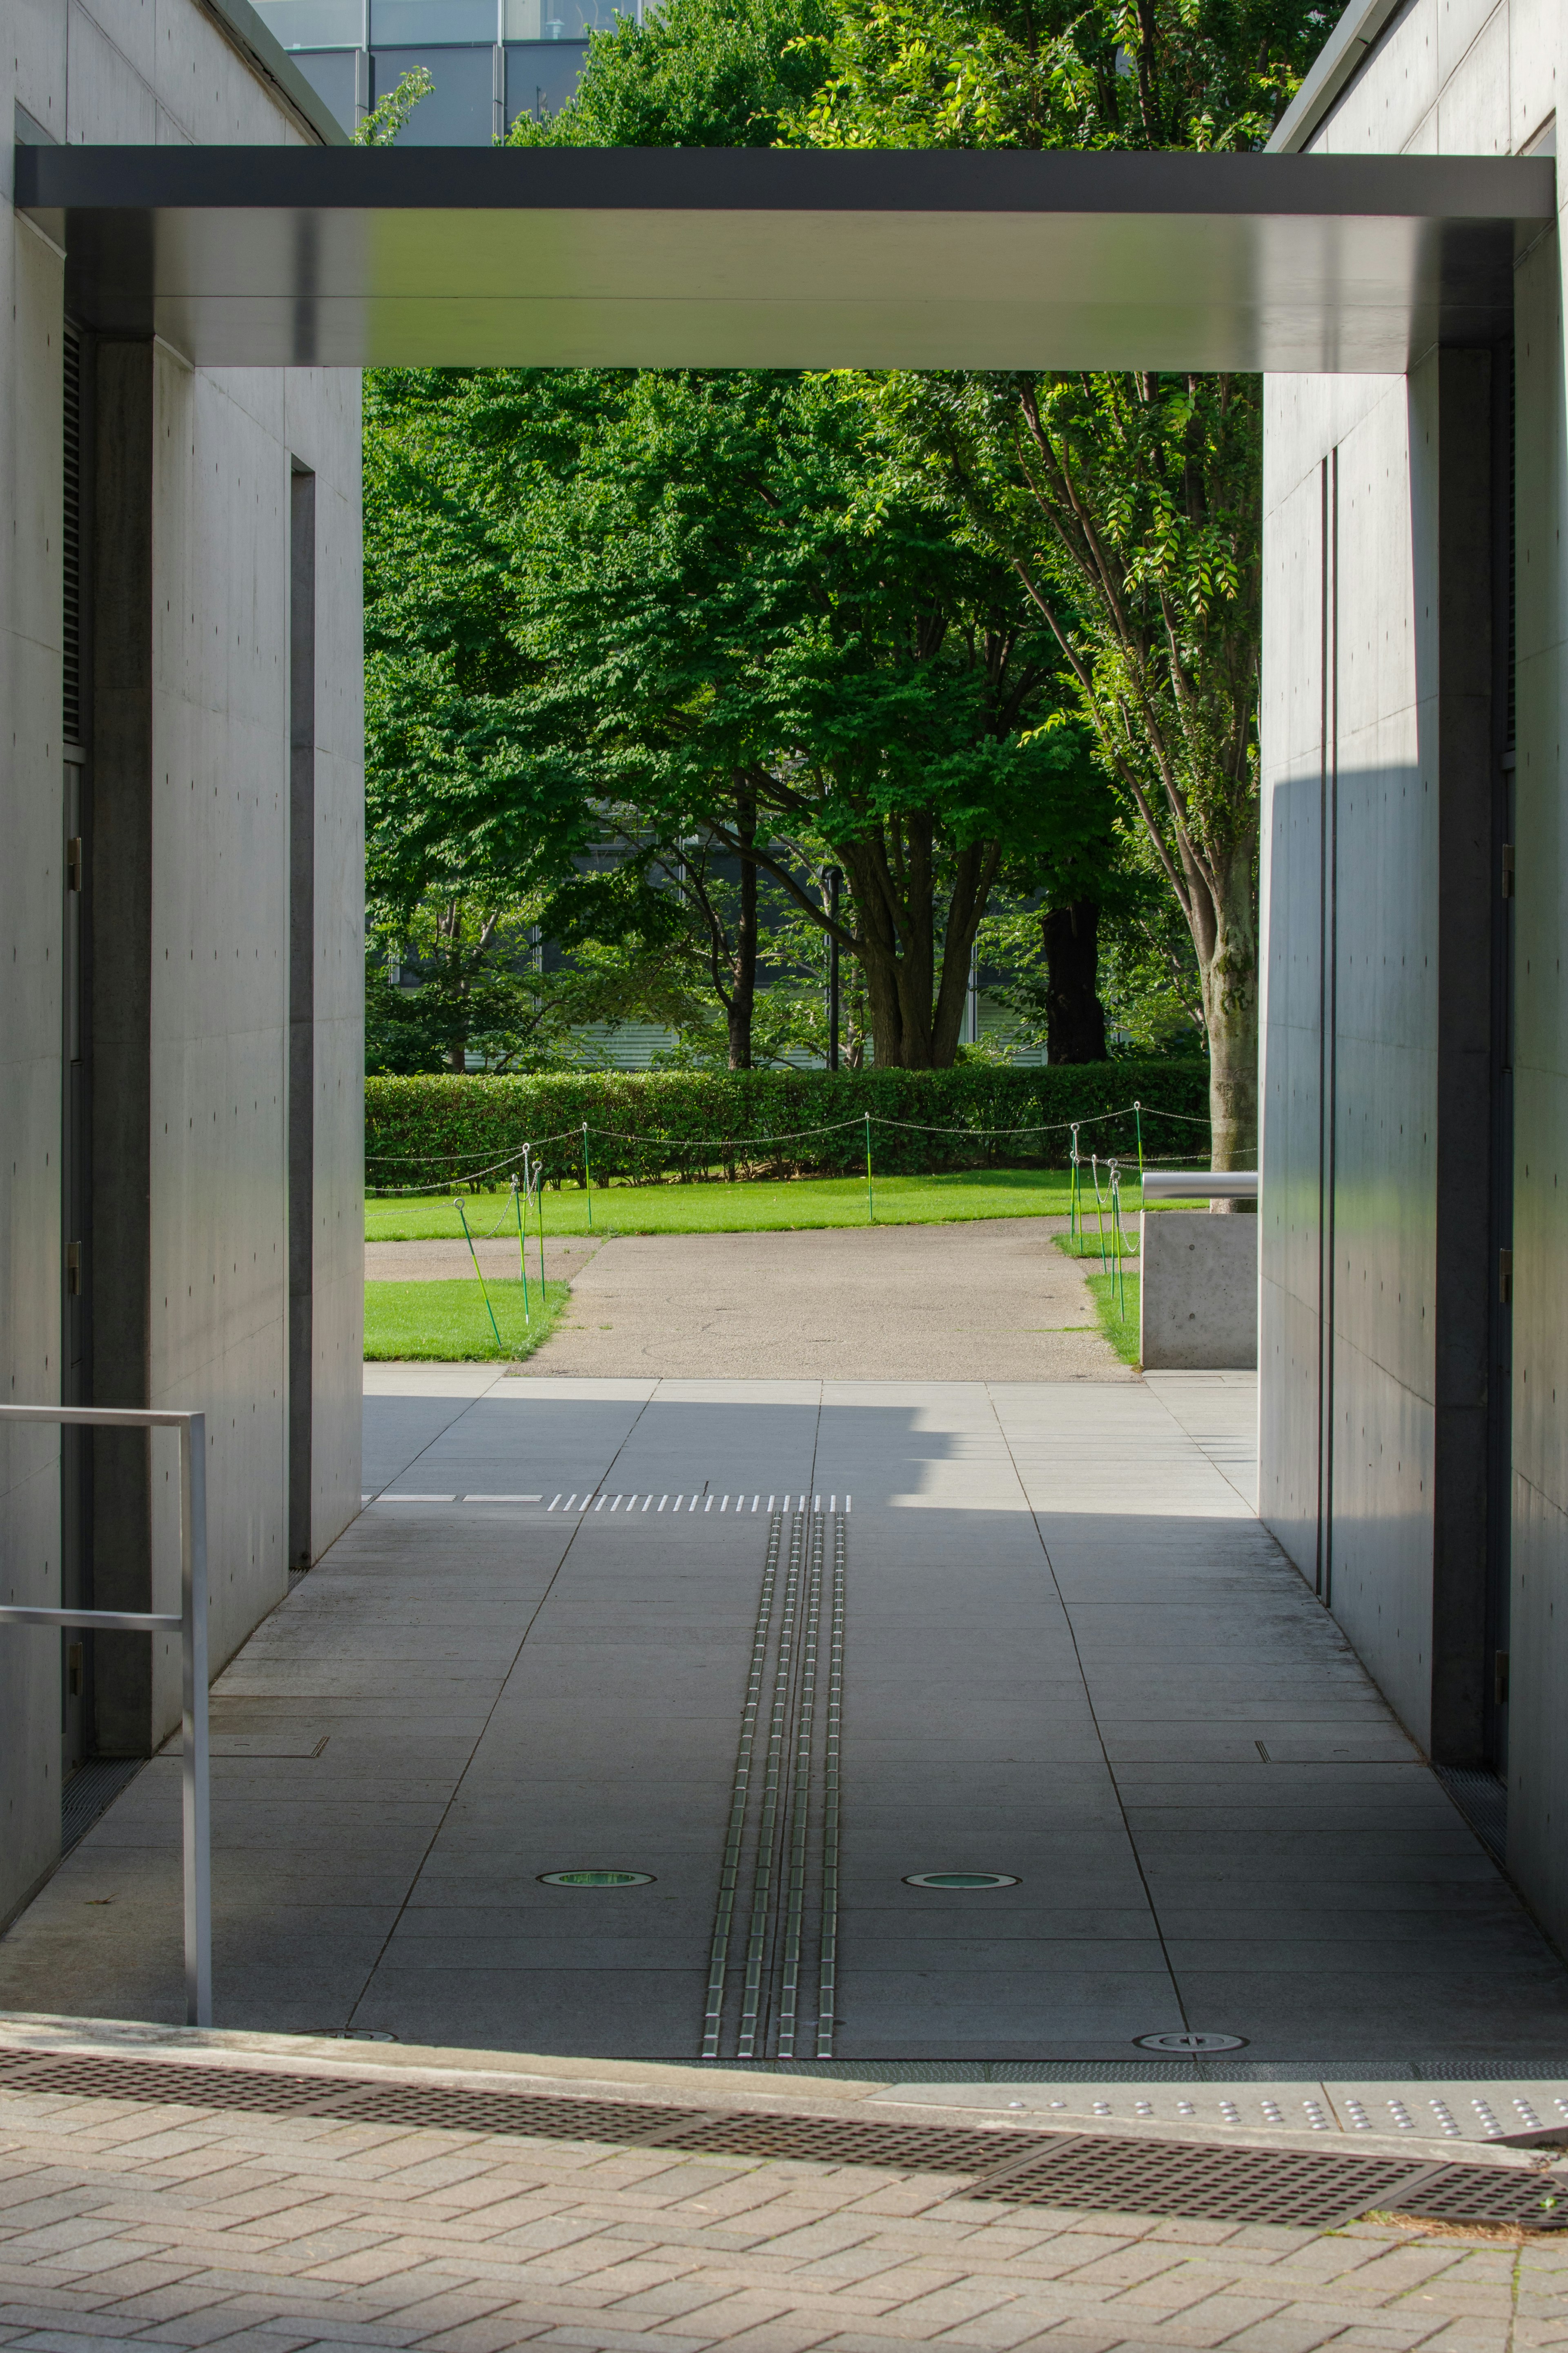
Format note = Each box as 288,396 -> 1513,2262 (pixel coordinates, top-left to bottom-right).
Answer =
788,0 -> 1342,1161
365,867 -> 699,1075
353,63 -> 433,145
506,363 -> 1105,1066
878,366 -> 1261,1147
364,366 -> 612,925
508,0 -> 832,146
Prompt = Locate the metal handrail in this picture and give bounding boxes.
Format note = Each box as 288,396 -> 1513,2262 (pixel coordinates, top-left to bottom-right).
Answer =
1141,1170 -> 1259,1202
0,1404 -> 210,2025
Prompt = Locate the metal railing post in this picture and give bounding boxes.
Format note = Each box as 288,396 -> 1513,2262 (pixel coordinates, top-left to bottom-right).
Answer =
1140,1169 -> 1260,1204
181,1414 -> 212,2027
0,1402 -> 213,2027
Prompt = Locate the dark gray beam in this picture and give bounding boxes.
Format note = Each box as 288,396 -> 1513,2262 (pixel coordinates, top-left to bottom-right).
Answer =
16,145 -> 1554,372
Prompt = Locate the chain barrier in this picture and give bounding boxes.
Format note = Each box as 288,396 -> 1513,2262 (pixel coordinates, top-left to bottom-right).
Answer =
366,1099 -> 1212,1198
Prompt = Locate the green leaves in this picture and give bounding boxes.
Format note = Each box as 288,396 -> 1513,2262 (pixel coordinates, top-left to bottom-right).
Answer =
786,0 -> 1337,152
783,0 -> 1341,1141
508,0 -> 834,146
496,362 -> 1107,1062
364,369 -> 610,922
352,65 -> 434,144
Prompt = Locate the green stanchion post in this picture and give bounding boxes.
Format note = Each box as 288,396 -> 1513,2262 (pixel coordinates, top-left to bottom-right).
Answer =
535,1160 -> 547,1298
1109,1160 -> 1126,1318
864,1112 -> 875,1224
583,1122 -> 592,1227
455,1197 -> 507,1354
1069,1125 -> 1081,1247
511,1173 -> 530,1320
1091,1155 -> 1109,1271
1132,1100 -> 1145,1187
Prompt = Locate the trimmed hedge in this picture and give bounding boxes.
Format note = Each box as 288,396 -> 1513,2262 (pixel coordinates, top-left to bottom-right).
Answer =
365,1063 -> 1212,1191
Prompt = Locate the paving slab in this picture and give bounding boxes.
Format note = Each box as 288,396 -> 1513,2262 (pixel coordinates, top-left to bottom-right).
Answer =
0,2024 -> 1564,2353
4,1376 -> 1567,2075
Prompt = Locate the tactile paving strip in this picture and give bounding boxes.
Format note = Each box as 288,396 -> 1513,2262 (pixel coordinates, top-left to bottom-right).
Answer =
0,2049 -> 1562,2228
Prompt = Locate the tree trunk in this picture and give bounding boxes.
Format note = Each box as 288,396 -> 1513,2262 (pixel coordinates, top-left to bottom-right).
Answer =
929,842 -> 998,1065
839,827 -> 999,1070
727,781 -> 758,1070
840,832 -> 934,1068
1042,900 -> 1108,1063
1192,845 -> 1258,1192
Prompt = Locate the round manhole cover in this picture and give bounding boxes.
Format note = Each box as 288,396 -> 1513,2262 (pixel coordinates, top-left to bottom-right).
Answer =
1133,2031 -> 1249,2052
903,1871 -> 1020,1890
537,1869 -> 655,1887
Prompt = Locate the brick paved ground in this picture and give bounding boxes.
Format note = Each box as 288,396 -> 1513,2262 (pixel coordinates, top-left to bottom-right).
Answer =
1,2054 -> 1565,2353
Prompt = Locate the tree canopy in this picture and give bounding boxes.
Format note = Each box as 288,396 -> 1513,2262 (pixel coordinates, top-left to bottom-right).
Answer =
364,0 -> 1344,1110
509,0 -> 834,146
782,0 -> 1341,1153
367,362 -> 1110,1069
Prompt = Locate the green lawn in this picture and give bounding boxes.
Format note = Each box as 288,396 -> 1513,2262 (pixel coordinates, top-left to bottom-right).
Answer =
1054,1228 -> 1140,1260
364,1277 -> 571,1362
365,1166 -> 1163,1242
1051,1229 -> 1141,1360
1085,1268 -> 1141,1365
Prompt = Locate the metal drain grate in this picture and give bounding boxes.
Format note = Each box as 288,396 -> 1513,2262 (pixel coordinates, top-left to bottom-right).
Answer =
969,2140 -> 1456,2229
1398,2167 -> 1568,2229
0,2050 -> 1048,2172
0,2052 -> 706,2143
1,2049 -> 1563,2230
1434,1766 -> 1508,1864
61,1759 -> 145,1856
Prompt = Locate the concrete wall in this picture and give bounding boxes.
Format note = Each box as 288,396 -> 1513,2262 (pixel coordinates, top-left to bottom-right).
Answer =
1140,1213 -> 1258,1370
1261,0 -> 1568,1931
1260,364 -> 1442,1750
0,94 -> 69,1909
1509,199 -> 1568,1931
0,0 -> 362,1924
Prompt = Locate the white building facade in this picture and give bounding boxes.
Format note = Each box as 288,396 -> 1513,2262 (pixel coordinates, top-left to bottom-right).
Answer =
1,0 -> 363,1925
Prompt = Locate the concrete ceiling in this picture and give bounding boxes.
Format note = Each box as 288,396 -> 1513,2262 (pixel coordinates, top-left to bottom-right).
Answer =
17,145 -> 1553,373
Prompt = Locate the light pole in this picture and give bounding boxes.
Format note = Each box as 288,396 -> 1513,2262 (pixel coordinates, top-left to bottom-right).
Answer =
826,868 -> 841,1071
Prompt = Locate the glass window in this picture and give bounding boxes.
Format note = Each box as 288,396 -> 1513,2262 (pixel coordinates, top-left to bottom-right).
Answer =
294,47 -> 359,125
371,0 -> 496,41
505,0 -> 626,35
372,44 -> 494,138
505,36 -> 586,118
253,0 -> 363,45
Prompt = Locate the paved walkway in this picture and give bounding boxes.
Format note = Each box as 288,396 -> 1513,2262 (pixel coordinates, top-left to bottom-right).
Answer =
368,1223 -> 1131,1383
3,1373 -> 1565,2072
0,2018 -> 1566,2353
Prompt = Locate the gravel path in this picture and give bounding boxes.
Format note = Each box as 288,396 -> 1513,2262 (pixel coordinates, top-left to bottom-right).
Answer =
458,1215 -> 1130,1379
364,1218 -> 1130,1379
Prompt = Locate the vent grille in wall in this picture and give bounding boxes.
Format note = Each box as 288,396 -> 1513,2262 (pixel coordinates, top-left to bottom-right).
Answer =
62,324 -> 82,746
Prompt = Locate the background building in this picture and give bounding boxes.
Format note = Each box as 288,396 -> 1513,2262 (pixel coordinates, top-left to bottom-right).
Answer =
249,0 -> 635,137
1,0 -> 364,1925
